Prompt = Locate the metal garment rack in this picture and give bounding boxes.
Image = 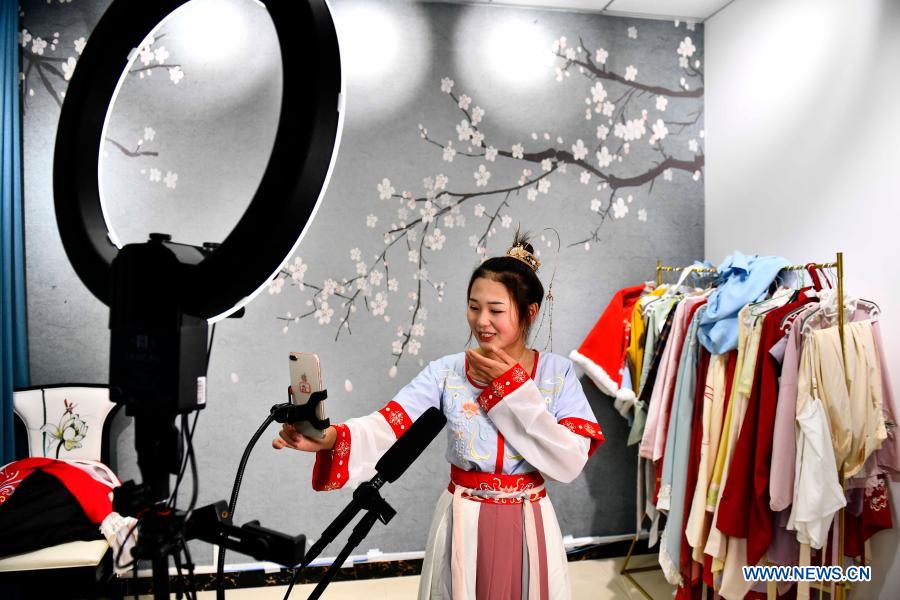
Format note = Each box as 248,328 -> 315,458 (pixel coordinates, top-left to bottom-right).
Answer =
619,255 -> 851,600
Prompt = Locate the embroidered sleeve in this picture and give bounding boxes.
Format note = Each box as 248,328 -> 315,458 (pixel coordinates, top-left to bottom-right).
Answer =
476,363 -> 530,413
312,360 -> 445,491
378,400 -> 413,437
312,424 -> 351,491
559,417 -> 605,457
483,360 -> 600,483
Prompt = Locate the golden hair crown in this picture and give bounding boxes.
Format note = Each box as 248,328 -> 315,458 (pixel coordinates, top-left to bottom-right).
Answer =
506,244 -> 541,272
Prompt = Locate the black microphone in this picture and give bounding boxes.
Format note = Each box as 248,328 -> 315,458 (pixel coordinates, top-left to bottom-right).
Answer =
374,406 -> 447,483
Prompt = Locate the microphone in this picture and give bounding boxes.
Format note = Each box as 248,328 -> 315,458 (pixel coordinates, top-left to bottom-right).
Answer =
374,406 -> 447,483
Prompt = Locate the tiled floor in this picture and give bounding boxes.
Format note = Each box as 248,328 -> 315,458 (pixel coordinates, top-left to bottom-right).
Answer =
179,554 -> 674,599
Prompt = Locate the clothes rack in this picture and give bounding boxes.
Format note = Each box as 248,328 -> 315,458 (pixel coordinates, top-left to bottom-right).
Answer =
619,254 -> 856,600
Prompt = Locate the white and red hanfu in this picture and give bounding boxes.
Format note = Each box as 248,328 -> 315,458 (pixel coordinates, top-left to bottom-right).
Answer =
311,351 -> 604,600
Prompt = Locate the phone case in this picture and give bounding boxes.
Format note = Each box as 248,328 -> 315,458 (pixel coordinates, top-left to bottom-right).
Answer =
289,352 -> 327,439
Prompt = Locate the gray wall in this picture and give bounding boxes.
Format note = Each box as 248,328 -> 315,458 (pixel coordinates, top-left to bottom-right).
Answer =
706,0 -> 898,596
20,0 -> 704,563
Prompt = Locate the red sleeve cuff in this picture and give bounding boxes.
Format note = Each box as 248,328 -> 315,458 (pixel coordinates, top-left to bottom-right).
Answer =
559,417 -> 605,457
378,400 -> 412,438
312,424 -> 351,491
476,363 -> 530,413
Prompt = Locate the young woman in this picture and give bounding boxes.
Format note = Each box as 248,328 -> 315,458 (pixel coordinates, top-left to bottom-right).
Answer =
273,234 -> 604,600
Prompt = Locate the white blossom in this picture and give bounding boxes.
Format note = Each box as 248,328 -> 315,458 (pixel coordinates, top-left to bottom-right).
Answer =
689,138 -> 699,152
455,214 -> 466,227
471,131 -> 484,147
473,204 -> 486,218
537,179 -> 551,194
388,278 -> 399,291
596,125 -> 609,140
314,302 -> 334,325
571,139 -> 588,161
565,47 -> 577,61
627,26 -> 638,39
471,106 -> 485,125
372,292 -> 388,316
366,214 -> 378,228
474,164 -> 491,187
443,214 -> 455,229
456,119 -> 473,141
595,48 -> 608,64
420,201 -> 437,223
527,188 -> 538,201
411,323 -> 425,337
638,209 -> 648,222
656,96 -> 668,111
580,171 -> 591,184
500,214 -> 512,229
677,37 -> 696,58
154,46 -> 169,64
434,174 -> 448,190
168,66 -> 184,84
289,257 -> 308,283
596,146 -> 614,168
408,339 -> 422,355
350,247 -> 362,261
511,143 -> 524,159
624,65 -> 638,82
392,339 -> 403,354
442,142 -> 457,162
164,171 -> 178,189
613,117 -> 646,141
612,197 -> 629,219
663,168 -> 673,181
602,102 -> 615,117
74,36 -> 86,55
590,82 -> 607,104
650,119 -> 669,144
19,29 -> 32,48
355,261 -> 367,275
268,275 -> 286,295
468,235 -> 479,248
408,249 -> 419,263
149,168 -> 162,182
679,56 -> 689,69
458,94 -> 472,110
541,158 -> 553,172
440,77 -> 454,93
62,57 -> 77,80
427,228 -> 447,250
590,198 -> 602,212
31,37 -> 47,55
484,146 -> 498,162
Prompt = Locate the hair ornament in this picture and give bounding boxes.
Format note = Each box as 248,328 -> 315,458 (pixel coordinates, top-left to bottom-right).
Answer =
506,227 -> 541,271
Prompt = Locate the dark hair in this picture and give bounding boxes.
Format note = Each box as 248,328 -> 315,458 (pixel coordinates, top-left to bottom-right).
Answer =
467,232 -> 544,342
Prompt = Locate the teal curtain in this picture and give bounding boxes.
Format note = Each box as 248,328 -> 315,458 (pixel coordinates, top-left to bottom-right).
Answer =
2,0 -> 30,465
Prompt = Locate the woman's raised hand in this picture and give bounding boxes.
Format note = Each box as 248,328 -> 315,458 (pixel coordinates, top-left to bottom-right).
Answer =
272,423 -> 336,452
465,345 -> 519,383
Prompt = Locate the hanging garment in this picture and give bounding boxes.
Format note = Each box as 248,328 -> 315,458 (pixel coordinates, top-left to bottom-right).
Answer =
311,352 -> 603,600
698,252 -> 790,354
658,306 -> 707,585
570,284 -> 647,398
628,302 -> 678,446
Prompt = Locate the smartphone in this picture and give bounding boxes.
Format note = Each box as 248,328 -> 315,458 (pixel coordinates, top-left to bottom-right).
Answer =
289,352 -> 328,439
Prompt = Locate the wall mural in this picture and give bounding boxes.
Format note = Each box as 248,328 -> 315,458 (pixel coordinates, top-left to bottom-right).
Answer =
273,18 -> 705,374
20,0 -> 705,558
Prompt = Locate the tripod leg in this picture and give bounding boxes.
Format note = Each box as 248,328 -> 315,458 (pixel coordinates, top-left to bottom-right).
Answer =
306,511 -> 381,600
152,554 -> 171,600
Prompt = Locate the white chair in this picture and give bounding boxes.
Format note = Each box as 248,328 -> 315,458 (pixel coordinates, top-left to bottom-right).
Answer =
0,384 -> 122,599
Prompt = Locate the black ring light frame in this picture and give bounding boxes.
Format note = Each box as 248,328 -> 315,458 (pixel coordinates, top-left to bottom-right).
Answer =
54,0 -> 343,320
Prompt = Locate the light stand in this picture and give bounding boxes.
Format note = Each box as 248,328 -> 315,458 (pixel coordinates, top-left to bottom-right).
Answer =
51,0 -> 343,595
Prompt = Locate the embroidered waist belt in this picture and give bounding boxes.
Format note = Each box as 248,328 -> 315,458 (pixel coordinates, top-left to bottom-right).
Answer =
447,465 -> 546,504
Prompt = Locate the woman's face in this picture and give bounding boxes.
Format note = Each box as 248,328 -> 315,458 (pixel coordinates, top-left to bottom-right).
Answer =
467,277 -> 524,352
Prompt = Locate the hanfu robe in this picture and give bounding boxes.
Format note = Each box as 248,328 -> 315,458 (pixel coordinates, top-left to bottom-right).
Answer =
310,351 -> 604,600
